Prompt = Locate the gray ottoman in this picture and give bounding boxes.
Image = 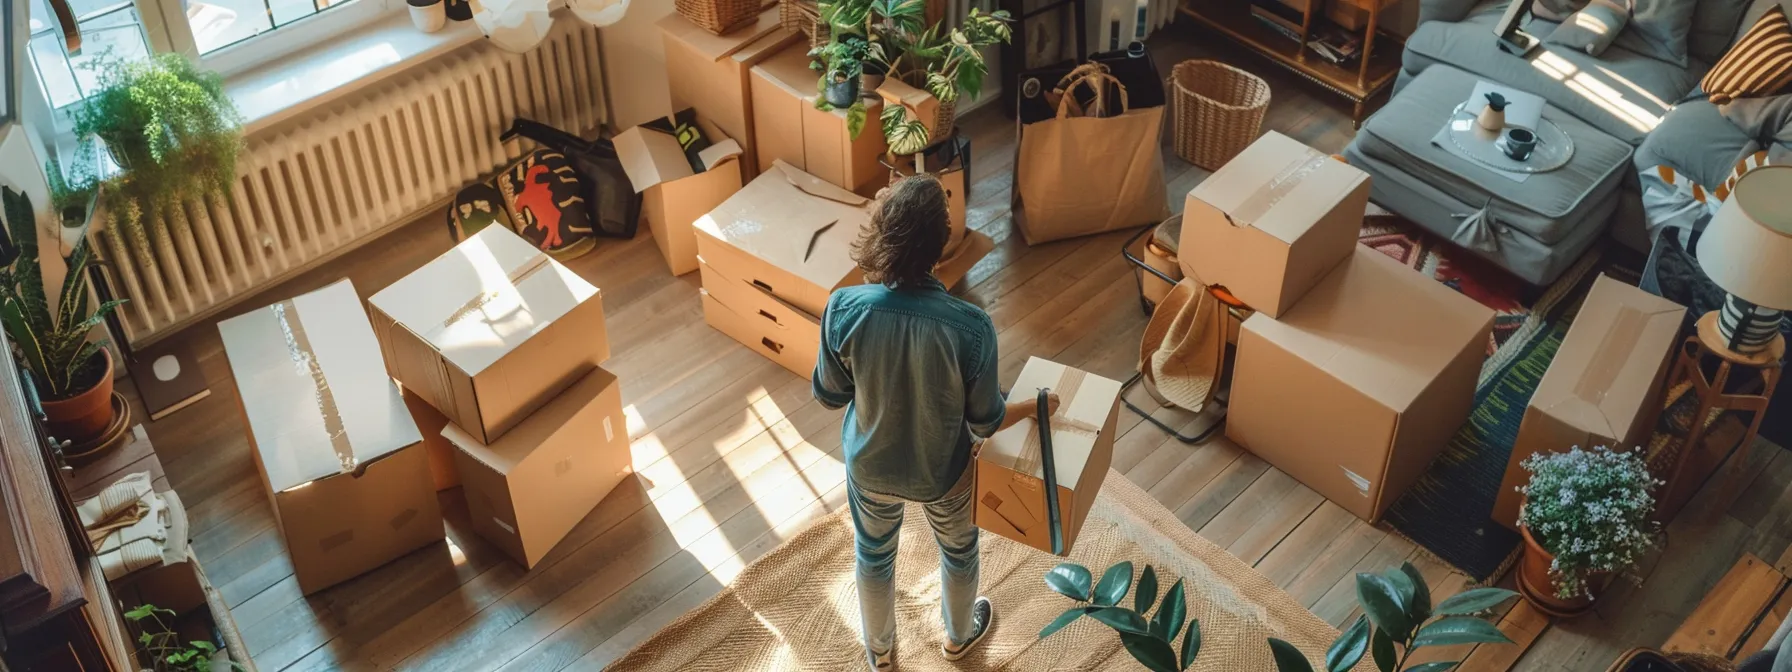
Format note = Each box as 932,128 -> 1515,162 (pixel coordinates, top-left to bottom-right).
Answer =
1343,65 -> 1634,285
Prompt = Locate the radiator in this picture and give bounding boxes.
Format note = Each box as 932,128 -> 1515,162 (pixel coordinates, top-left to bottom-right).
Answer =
97,19 -> 609,346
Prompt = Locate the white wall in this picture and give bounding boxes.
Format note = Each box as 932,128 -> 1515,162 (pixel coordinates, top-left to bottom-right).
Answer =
599,0 -> 676,129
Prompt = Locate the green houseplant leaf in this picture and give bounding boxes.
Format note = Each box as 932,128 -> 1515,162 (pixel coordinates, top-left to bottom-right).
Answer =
1268,638 -> 1318,672
1356,573 -> 1412,642
1180,620 -> 1201,670
1411,616 -> 1514,648
1435,588 -> 1518,616
1326,616 -> 1370,672
1149,578 -> 1187,641
1119,631 -> 1179,672
1370,627 -> 1397,672
1136,565 -> 1158,614
845,102 -> 867,140
1039,606 -> 1098,638
1093,561 -> 1133,607
1046,563 -> 1093,601
1088,606 -> 1149,635
1400,563 -> 1432,625
1405,662 -> 1461,672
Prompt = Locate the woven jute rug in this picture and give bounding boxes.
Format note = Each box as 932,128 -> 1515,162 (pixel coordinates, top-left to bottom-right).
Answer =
611,470 -> 1347,671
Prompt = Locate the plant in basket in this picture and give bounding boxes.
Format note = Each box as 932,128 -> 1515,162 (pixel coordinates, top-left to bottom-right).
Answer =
1514,446 -> 1659,617
809,32 -> 872,138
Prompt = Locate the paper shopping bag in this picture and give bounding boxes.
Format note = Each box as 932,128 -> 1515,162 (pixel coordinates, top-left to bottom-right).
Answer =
1013,63 -> 1169,245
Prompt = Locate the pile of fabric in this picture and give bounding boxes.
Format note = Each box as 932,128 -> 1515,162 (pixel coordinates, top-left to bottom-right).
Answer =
79,472 -> 189,581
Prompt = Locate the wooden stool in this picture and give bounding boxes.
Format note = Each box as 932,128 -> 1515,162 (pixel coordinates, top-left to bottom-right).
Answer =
1653,311 -> 1785,523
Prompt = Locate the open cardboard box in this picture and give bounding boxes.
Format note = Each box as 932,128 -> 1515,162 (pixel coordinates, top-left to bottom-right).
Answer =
615,113 -> 745,276
695,160 -> 872,318
369,226 -> 608,446
1180,131 -> 1369,318
659,9 -> 800,180
974,358 -> 1121,556
749,43 -> 890,196
218,279 -> 443,595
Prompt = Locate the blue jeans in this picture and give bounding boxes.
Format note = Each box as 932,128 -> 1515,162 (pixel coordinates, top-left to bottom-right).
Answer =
848,466 -> 981,658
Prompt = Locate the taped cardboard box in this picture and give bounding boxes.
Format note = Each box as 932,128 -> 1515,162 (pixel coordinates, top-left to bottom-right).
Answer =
1179,131 -> 1369,318
974,358 -> 1121,556
1492,275 -> 1684,529
369,225 -> 609,446
1227,246 -> 1493,523
750,44 -> 889,196
444,366 -> 633,569
218,279 -> 443,595
615,114 -> 745,276
399,384 -> 459,491
695,160 -> 872,317
700,289 -> 821,379
659,9 -> 801,179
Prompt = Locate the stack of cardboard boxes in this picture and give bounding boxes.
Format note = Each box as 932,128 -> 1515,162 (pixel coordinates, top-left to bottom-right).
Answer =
1180,131 -> 1498,523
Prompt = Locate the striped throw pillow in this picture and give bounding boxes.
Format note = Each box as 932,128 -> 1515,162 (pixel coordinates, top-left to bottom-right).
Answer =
1702,6 -> 1792,105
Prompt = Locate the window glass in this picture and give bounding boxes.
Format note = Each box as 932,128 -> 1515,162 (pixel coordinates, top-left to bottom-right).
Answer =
189,0 -> 275,54
27,0 -> 151,109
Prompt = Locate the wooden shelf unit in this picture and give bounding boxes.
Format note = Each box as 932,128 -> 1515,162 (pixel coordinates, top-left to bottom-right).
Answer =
1177,0 -> 1403,123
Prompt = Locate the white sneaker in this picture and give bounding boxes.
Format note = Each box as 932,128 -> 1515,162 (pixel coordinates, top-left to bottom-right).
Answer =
941,597 -> 994,661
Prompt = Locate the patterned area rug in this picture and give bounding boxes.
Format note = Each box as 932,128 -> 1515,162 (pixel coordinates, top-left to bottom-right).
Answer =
1358,214 -> 1643,582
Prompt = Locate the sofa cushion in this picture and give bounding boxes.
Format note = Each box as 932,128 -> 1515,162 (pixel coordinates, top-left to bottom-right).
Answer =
1691,0 -> 1761,65
1404,4 -> 1702,145
1633,98 -> 1756,186
1702,7 -> 1792,104
1545,0 -> 1630,56
1614,0 -> 1701,67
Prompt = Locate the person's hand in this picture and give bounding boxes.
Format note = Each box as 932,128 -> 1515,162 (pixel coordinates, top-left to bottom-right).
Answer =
1044,392 -> 1062,418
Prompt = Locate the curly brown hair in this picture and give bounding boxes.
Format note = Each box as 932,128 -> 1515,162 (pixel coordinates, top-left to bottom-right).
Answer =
854,175 -> 951,288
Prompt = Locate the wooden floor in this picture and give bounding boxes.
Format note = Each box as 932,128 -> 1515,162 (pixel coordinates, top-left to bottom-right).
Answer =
121,28 -> 1792,672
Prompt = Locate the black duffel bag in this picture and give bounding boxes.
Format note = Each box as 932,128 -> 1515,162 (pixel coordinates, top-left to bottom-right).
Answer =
1017,41 -> 1164,125
500,118 -> 642,239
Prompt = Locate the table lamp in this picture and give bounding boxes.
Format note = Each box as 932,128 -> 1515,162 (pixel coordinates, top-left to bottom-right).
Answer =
1697,165 -> 1792,355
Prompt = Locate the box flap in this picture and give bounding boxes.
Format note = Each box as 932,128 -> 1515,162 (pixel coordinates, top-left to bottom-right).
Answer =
369,226 -> 600,377
1187,131 -> 1367,244
656,9 -> 783,63
981,358 -> 1122,491
440,366 -> 619,473
1245,246 -> 1495,412
219,279 -> 423,491
1530,274 -> 1685,444
614,125 -> 700,193
700,139 -> 744,169
695,160 -> 872,291
756,44 -> 820,101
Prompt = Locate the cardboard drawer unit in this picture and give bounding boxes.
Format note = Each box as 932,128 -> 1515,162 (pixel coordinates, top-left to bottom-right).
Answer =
659,10 -> 802,181
695,160 -> 872,318
700,290 -> 822,379
1227,246 -> 1495,523
974,358 -> 1122,556
1180,131 -> 1370,318
368,226 -> 609,446
443,367 -> 633,569
615,115 -> 745,276
1492,275 -> 1684,529
749,44 -> 889,196
218,279 -> 443,595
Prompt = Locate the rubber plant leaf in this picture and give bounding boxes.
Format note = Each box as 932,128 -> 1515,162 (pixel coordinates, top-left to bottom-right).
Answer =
1327,616 -> 1370,672
1179,619 -> 1201,669
1093,561 -> 1133,607
1268,638 -> 1318,672
1400,562 -> 1432,625
1411,616 -> 1514,648
1119,631 -> 1179,672
1038,606 -> 1099,639
1135,565 -> 1158,614
1435,588 -> 1518,616
1371,627 -> 1397,672
1045,563 -> 1093,601
1087,606 -> 1149,635
1356,573 -> 1412,642
1149,578 -> 1186,642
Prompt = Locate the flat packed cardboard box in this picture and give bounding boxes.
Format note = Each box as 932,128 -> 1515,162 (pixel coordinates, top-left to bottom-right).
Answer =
1228,246 -> 1493,523
700,289 -> 821,379
444,367 -> 633,568
369,226 -> 609,445
974,358 -> 1121,556
695,160 -> 872,317
218,280 -> 443,594
1492,275 -> 1683,529
660,10 -> 801,179
750,44 -> 890,196
399,384 -> 459,491
615,115 -> 745,276
1180,131 -> 1370,318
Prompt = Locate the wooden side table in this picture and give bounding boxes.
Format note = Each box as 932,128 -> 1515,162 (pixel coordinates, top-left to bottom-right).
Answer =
1178,0 -> 1404,124
1653,312 -> 1784,523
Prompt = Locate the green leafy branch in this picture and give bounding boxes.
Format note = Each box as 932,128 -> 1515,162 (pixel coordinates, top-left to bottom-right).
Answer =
1039,561 -> 1201,672
1269,563 -> 1517,672
123,604 -> 242,672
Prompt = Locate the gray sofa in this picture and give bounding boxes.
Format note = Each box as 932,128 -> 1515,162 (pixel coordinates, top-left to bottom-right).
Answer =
1398,0 -> 1785,253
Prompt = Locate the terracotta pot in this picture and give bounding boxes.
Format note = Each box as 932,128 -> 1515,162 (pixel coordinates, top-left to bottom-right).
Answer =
1517,523 -> 1599,618
40,348 -> 116,444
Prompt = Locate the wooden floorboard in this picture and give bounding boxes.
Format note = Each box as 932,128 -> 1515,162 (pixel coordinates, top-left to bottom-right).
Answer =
115,24 -> 1792,672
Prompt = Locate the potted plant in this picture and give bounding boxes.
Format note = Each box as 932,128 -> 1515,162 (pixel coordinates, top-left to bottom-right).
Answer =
46,151 -> 99,229
810,32 -> 871,136
72,52 -> 242,269
1515,446 -> 1660,617
1269,563 -> 1517,671
123,603 -> 242,671
0,187 -> 126,446
1039,561 -> 1202,671
818,0 -> 1010,154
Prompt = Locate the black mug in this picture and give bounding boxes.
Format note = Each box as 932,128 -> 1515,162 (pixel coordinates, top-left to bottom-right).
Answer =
1502,128 -> 1537,161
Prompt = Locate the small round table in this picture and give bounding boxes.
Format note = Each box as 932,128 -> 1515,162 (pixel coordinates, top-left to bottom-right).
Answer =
1653,311 -> 1785,522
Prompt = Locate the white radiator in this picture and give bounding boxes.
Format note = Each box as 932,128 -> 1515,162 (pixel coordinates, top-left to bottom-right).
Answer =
97,19 -> 608,346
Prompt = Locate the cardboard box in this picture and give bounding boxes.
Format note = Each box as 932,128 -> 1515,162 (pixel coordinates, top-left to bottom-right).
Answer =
695,160 -> 872,317
700,289 -> 821,379
615,115 -> 745,276
660,10 -> 801,179
399,384 -> 459,491
935,228 -> 994,290
218,280 -> 443,594
887,133 -> 971,251
749,44 -> 890,196
974,358 -> 1122,556
1492,275 -> 1684,529
1227,246 -> 1493,523
1179,132 -> 1370,318
369,226 -> 609,445
444,366 -> 633,568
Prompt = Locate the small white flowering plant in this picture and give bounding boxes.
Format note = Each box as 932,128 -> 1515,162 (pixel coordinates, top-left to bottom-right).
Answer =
1517,445 -> 1662,600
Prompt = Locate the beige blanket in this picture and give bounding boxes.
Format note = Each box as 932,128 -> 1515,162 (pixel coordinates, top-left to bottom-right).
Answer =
611,470 -> 1344,671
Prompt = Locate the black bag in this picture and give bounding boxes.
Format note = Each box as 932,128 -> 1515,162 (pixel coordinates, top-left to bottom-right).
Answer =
500,118 -> 642,240
1017,42 -> 1164,125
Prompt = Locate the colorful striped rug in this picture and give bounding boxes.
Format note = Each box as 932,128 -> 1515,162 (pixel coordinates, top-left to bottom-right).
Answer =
1358,214 -> 1643,582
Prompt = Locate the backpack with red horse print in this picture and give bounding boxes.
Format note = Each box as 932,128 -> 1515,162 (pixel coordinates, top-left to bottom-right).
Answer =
496,149 -> 597,261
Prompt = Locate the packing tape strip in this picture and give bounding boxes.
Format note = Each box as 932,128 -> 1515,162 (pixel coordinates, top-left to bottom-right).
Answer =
272,300 -> 357,475
428,252 -> 555,340
1013,368 -> 1098,476
1573,306 -> 1649,406
1229,150 -> 1329,226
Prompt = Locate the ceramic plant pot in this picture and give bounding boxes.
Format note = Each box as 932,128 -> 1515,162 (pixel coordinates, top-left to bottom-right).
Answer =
1517,522 -> 1601,618
409,0 -> 447,32
40,347 -> 116,445
823,75 -> 860,108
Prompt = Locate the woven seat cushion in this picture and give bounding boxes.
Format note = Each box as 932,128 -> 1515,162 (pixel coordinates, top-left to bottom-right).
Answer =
1354,65 -> 1633,246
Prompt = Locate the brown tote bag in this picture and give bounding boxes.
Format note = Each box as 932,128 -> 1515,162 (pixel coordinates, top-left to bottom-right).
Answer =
1013,63 -> 1169,245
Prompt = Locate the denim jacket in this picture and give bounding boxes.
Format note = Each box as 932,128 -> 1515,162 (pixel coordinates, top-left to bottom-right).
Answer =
812,276 -> 1006,502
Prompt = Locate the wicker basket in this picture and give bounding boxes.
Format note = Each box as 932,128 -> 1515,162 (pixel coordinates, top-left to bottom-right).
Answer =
779,0 -> 828,48
929,98 -> 958,148
676,0 -> 761,35
1170,60 -> 1271,170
